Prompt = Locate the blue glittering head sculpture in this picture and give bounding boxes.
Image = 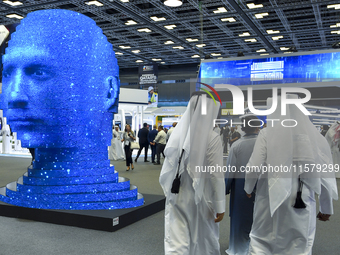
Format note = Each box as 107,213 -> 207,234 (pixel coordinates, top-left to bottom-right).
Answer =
1,9 -> 119,149
0,10 -> 144,210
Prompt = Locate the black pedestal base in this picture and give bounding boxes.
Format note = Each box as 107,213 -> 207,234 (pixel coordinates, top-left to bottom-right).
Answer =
0,194 -> 165,232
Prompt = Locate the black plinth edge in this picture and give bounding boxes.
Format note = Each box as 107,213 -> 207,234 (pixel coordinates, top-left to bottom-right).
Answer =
0,194 -> 165,232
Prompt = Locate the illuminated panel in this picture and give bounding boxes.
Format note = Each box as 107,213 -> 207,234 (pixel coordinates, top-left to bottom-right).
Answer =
0,10 -> 144,210
199,51 -> 340,85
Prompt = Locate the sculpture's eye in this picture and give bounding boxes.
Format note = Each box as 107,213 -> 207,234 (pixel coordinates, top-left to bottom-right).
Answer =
26,65 -> 55,81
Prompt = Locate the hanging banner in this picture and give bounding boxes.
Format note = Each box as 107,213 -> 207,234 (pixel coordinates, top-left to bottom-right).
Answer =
139,64 -> 158,85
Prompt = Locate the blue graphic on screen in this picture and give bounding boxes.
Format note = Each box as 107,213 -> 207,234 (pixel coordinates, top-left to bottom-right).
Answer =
199,52 -> 340,85
0,10 -> 144,210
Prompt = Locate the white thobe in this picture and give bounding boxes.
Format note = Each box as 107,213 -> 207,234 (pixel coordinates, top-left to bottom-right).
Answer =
164,131 -> 225,255
325,124 -> 340,178
109,130 -> 125,160
245,129 -> 334,255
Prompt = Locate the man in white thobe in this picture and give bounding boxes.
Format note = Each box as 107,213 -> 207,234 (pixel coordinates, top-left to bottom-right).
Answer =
109,125 -> 125,160
244,95 -> 338,255
325,121 -> 340,178
160,92 -> 226,255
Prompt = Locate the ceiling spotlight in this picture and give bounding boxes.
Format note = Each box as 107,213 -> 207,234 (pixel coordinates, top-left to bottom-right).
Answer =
288,46 -> 297,52
132,50 -> 141,53
191,54 -> 200,58
221,17 -> 236,22
136,60 -> 144,63
115,52 -> 124,55
244,38 -> 257,42
196,44 -> 206,48
3,0 -> 23,6
267,29 -> 280,34
239,32 -> 250,37
125,20 -> 137,25
164,0 -> 183,7
255,13 -> 269,19
237,51 -> 244,57
211,53 -> 221,56
137,28 -> 152,33
164,24 -> 176,30
151,16 -> 166,21
186,38 -> 199,42
213,7 -> 228,14
272,35 -> 283,40
173,46 -> 184,49
6,13 -> 23,19
247,3 -> 263,9
256,49 -> 266,53
332,42 -> 340,49
85,1 -> 104,6
164,40 -> 175,44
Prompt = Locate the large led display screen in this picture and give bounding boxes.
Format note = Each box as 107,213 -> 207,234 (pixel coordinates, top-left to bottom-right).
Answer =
199,51 -> 340,85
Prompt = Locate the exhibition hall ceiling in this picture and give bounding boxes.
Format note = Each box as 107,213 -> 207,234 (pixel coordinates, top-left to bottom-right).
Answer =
0,0 -> 340,68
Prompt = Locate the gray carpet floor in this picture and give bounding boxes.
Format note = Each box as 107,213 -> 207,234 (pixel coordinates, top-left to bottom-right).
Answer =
0,155 -> 339,255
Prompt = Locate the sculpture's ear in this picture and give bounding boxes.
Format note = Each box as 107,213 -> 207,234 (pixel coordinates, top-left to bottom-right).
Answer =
104,76 -> 119,113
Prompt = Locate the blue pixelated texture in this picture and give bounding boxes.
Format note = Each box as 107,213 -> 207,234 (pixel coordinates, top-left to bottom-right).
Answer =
0,10 -> 143,210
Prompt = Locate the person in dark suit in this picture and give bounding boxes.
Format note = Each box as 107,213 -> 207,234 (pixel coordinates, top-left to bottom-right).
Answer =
148,124 -> 158,163
135,123 -> 150,162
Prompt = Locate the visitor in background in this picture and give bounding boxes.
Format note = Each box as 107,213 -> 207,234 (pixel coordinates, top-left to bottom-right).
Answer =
135,123 -> 150,162
121,124 -> 135,171
225,115 -> 261,255
152,125 -> 166,165
148,124 -> 158,164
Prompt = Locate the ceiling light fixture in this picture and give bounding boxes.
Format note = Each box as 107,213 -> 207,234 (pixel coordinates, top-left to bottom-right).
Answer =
267,29 -> 280,34
152,58 -> 162,61
255,13 -> 269,19
150,16 -> 166,21
125,20 -> 137,25
239,32 -> 250,37
247,3 -> 263,9
213,7 -> 228,13
132,50 -> 141,53
211,53 -> 221,56
196,44 -> 206,48
327,4 -> 340,9
331,30 -> 340,34
280,47 -> 289,51
330,23 -> 340,28
221,17 -> 236,22
85,1 -> 103,6
161,62 -> 166,64
6,13 -> 23,19
136,60 -> 143,63
260,53 -> 269,56
191,54 -> 200,58
245,38 -> 257,42
3,0 -> 22,6
173,46 -> 184,49
272,35 -> 283,40
164,24 -> 176,30
186,38 -> 199,42
164,0 -> 183,7
137,28 -> 152,33
115,52 -> 124,55
120,0 -> 129,2
217,57 -> 223,59
119,45 -> 131,49
256,49 -> 266,52
164,40 -> 175,44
